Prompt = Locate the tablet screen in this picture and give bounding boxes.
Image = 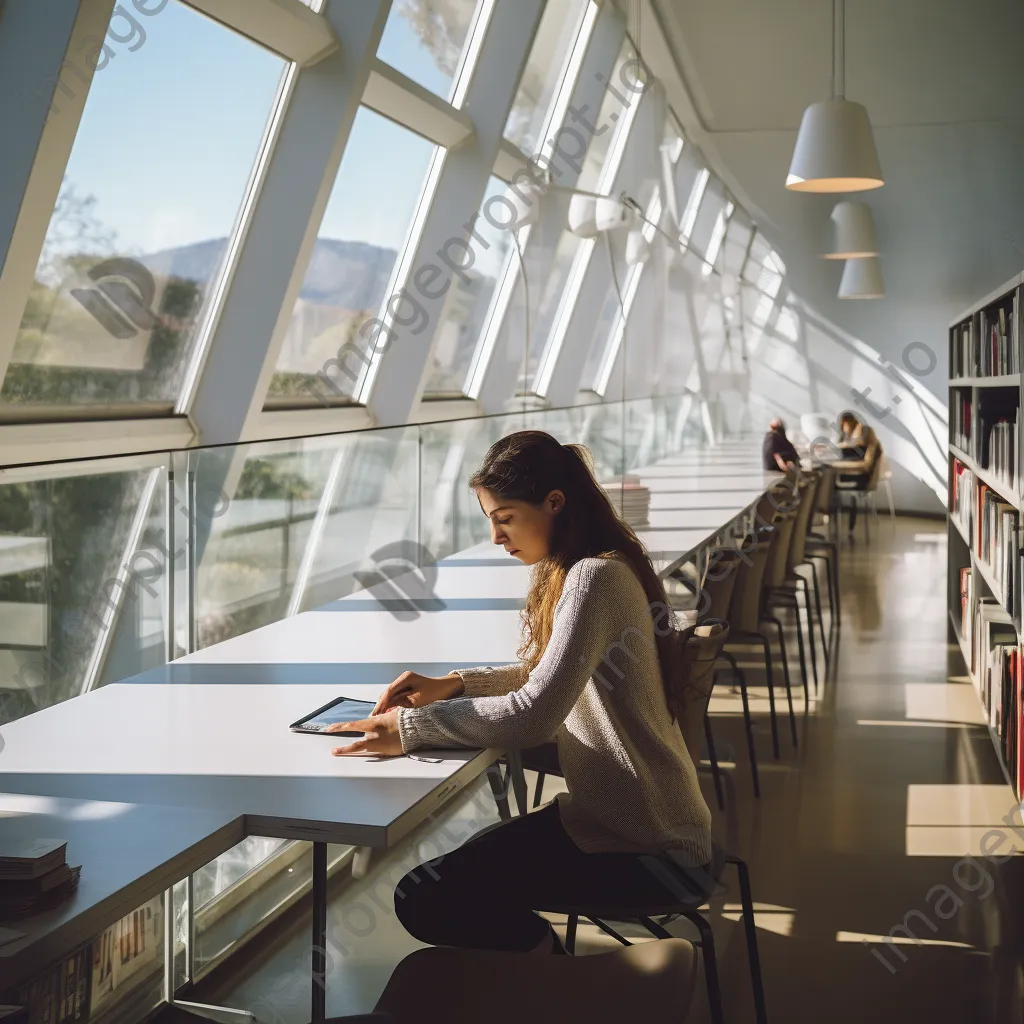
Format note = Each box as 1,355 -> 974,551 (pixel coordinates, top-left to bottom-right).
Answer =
292,697 -> 376,734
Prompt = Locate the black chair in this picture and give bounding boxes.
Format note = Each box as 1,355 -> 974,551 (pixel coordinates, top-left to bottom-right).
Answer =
544,844 -> 767,1024
722,526 -> 797,759
514,624 -> 768,1024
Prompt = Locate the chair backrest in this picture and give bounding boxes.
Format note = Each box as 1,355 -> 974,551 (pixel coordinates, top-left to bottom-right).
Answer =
763,512 -> 797,590
864,446 -> 885,491
786,476 -> 819,569
669,620 -> 730,769
726,532 -> 773,631
693,547 -> 742,623
375,939 -> 700,1024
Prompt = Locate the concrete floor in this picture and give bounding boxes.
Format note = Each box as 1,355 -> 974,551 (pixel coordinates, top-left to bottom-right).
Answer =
187,516 -> 1024,1022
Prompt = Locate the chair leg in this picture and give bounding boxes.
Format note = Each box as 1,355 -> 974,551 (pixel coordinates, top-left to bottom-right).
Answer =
587,917 -> 632,946
564,914 -> 578,954
704,715 -> 725,810
486,763 -> 511,821
726,855 -> 769,1024
811,552 -> 836,633
684,912 -> 725,1024
806,560 -> 830,668
758,634 -> 780,760
783,598 -> 810,706
532,772 -> 546,809
796,579 -> 819,692
764,618 -> 797,748
723,652 -> 760,798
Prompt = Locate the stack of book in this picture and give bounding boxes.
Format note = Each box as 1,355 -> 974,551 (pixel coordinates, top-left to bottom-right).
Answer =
950,319 -> 975,379
0,839 -> 80,919
951,391 -> 972,453
972,598 -> 1022,798
603,476 -> 651,529
975,484 -> 1019,617
981,411 -> 1019,488
951,458 -> 973,539
979,304 -> 1019,377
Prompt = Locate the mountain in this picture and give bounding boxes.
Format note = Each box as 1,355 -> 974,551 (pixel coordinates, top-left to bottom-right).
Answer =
138,237 -> 401,311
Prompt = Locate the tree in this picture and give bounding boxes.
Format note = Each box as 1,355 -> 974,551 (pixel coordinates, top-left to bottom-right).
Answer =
397,0 -> 476,76
37,179 -> 117,286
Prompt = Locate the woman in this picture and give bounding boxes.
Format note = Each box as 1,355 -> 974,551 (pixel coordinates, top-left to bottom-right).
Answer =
835,411 -> 881,534
329,431 -> 714,954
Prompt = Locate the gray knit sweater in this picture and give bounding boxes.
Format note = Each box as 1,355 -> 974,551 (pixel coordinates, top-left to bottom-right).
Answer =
397,556 -> 713,864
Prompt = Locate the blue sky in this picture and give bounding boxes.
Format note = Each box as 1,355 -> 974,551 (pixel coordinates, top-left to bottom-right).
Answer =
53,0 -> 459,259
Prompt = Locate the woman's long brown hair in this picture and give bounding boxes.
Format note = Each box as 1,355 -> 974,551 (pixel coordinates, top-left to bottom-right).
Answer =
469,430 -> 678,716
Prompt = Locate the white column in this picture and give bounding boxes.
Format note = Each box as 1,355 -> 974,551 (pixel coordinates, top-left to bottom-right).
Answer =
186,0 -> 394,446
365,0 -> 546,427
475,2 -> 625,415
0,0 -> 118,385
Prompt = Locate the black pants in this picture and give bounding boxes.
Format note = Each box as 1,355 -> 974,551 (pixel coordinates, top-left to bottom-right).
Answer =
394,802 -> 715,953
837,472 -> 870,531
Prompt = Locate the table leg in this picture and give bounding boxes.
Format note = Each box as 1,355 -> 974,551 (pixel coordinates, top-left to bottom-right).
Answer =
506,749 -> 529,817
311,841 -> 328,1024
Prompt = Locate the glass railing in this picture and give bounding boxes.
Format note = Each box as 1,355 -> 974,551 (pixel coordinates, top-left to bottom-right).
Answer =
0,393 -> 700,723
0,392 -> 703,1011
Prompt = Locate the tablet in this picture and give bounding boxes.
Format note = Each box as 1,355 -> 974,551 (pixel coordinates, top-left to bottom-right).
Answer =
289,696 -> 376,736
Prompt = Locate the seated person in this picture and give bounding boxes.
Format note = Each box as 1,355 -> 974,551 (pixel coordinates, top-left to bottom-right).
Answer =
762,417 -> 799,472
834,411 -> 882,534
326,430 -> 715,954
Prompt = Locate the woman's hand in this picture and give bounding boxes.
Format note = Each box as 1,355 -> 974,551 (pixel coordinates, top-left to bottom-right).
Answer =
372,671 -> 464,714
328,709 -> 403,757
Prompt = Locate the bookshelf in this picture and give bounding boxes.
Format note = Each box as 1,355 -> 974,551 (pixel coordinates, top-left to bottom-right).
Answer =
948,271 -> 1024,804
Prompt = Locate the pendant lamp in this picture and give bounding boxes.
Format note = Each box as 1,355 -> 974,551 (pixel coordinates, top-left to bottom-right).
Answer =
838,256 -> 884,298
786,0 -> 883,192
822,200 -> 879,258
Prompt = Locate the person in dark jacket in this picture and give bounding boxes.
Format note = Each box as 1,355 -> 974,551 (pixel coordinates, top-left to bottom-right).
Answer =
762,418 -> 799,472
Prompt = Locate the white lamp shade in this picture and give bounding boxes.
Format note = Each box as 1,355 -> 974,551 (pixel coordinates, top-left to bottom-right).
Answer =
838,256 -> 884,298
594,196 -> 633,232
822,200 -> 878,259
786,99 -> 883,192
625,230 -> 650,265
504,179 -> 542,228
568,194 -> 598,237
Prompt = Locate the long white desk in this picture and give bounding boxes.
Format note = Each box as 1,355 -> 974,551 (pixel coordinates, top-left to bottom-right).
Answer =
0,441 -> 780,1020
0,795 -> 243,996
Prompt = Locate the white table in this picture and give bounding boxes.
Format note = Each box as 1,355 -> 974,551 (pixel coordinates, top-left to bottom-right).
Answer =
0,794 -> 242,997
0,445 -> 781,1020
0,679 -> 500,1022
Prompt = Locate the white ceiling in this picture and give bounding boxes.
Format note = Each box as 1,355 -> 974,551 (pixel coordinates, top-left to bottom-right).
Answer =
650,0 -> 1024,399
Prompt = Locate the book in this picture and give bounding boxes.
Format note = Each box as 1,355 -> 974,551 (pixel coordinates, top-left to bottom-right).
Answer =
0,842 -> 66,882
0,864 -> 79,900
16,944 -> 90,1024
0,866 -> 81,919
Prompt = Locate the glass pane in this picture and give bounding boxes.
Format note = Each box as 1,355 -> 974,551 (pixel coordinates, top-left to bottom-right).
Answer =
377,0 -> 481,101
1,2 -> 285,415
0,459 -> 170,724
576,40 -> 642,194
582,191 -> 662,393
267,109 -> 437,406
522,203 -> 587,391
423,177 -> 515,397
722,208 -> 753,277
505,0 -> 591,155
688,176 -> 727,259
191,426 -> 420,645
